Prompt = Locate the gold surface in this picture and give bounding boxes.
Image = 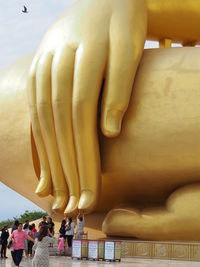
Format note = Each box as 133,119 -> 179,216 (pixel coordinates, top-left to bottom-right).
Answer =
159,38 -> 172,48
121,241 -> 200,262
2,0 -> 200,240
28,0 -> 147,215
147,0 -> 200,44
2,48 -> 200,240
153,243 -> 170,259
25,0 -> 200,218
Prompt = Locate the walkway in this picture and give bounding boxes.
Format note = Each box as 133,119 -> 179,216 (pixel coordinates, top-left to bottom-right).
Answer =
0,256 -> 200,267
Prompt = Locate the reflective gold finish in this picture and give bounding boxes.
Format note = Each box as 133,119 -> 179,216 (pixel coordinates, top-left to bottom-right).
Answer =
1,0 -> 200,240
27,0 -> 147,214
147,0 -> 200,44
27,0 -> 200,216
120,240 -> 200,261
159,39 -> 172,48
1,48 -> 200,240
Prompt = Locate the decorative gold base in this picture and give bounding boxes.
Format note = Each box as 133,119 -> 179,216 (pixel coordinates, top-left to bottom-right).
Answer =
121,240 -> 200,261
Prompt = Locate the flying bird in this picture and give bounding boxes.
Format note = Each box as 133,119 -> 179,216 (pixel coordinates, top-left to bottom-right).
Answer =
22,5 -> 28,13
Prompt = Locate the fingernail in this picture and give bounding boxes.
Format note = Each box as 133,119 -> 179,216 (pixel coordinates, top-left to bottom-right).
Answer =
105,109 -> 123,135
52,190 -> 68,213
64,195 -> 78,215
78,190 -> 95,211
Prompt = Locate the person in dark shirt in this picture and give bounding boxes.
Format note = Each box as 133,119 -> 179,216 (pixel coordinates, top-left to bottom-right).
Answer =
47,217 -> 55,236
39,216 -> 48,228
1,226 -> 9,259
59,219 -> 66,239
11,220 -> 19,233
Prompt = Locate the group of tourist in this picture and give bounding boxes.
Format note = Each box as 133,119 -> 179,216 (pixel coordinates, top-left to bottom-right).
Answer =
0,212 -> 85,266
58,211 -> 85,253
21,220 -> 37,258
0,216 -> 55,266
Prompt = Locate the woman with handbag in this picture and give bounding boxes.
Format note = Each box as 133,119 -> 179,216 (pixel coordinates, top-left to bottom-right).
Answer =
11,223 -> 34,267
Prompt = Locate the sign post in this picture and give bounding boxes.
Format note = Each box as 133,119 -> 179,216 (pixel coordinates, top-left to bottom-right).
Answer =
88,240 -> 98,260
72,240 -> 82,259
104,241 -> 115,261
72,239 -> 121,262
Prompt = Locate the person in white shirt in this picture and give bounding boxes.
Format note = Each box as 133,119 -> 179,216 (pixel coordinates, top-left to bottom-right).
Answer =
65,217 -> 75,248
23,220 -> 30,257
75,211 -> 84,239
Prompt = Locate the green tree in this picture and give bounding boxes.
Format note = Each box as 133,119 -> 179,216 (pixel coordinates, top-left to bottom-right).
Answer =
0,210 -> 48,230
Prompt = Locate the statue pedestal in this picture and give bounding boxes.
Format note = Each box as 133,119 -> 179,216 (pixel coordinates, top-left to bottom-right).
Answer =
121,240 -> 200,261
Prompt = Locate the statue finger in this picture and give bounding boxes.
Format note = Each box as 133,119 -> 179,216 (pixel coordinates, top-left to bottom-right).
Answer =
101,8 -> 147,137
36,52 -> 68,213
72,43 -> 107,212
52,45 -> 80,215
27,56 -> 52,197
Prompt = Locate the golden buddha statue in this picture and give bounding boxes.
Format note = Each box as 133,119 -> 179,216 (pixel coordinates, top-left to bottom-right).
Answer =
1,0 -> 200,240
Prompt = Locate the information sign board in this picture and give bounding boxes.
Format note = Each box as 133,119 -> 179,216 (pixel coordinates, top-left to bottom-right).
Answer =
104,241 -> 115,260
88,240 -> 98,259
72,240 -> 81,258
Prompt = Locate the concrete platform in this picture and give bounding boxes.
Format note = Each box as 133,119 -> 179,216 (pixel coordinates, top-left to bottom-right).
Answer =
1,256 -> 200,267
48,239 -> 200,262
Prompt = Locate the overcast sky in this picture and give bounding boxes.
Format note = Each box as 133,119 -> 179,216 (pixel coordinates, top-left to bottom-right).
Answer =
0,0 -> 76,70
0,0 -> 159,221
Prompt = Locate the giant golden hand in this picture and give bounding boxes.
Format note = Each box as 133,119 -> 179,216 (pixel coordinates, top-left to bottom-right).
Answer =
2,0 -> 200,241
27,0 -> 147,214
2,47 -> 200,241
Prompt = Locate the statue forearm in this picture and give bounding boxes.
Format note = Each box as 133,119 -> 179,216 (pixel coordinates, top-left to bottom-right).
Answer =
147,0 -> 200,43
67,0 -> 200,43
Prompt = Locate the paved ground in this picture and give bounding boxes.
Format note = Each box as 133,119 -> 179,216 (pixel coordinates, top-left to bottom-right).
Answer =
0,256 -> 200,267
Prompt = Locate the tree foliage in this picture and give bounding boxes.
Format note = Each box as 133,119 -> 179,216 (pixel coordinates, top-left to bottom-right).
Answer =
0,210 -> 47,230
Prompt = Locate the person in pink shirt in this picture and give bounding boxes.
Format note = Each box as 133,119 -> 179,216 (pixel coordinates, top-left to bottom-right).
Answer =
11,223 -> 34,267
